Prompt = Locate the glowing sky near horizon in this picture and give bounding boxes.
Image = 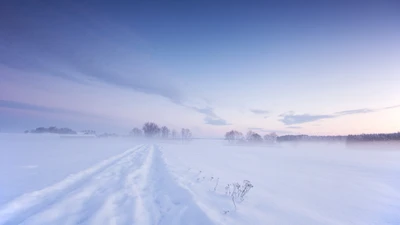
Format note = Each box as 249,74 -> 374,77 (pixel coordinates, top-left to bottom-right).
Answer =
0,0 -> 400,137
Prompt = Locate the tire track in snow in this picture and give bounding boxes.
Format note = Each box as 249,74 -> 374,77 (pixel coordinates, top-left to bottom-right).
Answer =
0,144 -> 146,225
0,144 -> 215,225
84,147 -> 150,225
142,145 -> 215,225
131,144 -> 154,225
24,145 -> 151,225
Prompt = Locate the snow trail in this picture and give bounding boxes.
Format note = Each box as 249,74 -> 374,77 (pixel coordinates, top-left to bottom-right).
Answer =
0,144 -> 214,225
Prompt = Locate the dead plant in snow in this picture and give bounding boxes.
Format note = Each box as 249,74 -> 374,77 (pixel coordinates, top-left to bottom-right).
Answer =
225,180 -> 253,210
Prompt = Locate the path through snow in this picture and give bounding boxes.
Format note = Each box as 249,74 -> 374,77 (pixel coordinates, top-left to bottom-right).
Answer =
0,144 -> 214,225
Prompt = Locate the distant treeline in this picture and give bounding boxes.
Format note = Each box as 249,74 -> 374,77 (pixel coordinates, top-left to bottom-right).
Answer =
130,122 -> 192,140
225,129 -> 400,144
277,135 -> 346,142
25,126 -> 77,134
347,132 -> 400,142
224,130 -> 277,144
277,132 -> 400,142
24,123 -> 192,140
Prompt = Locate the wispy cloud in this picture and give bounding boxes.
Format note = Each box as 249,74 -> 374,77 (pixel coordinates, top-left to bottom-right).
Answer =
0,100 -> 105,120
279,104 -> 400,125
1,100 -> 77,115
204,117 -> 230,126
250,109 -> 269,115
0,100 -> 124,132
73,64 -> 184,104
190,106 -> 230,126
287,126 -> 302,129
190,107 -> 217,118
0,3 -> 184,105
384,105 -> 400,110
248,127 -> 293,134
335,108 -> 375,115
279,112 -> 334,125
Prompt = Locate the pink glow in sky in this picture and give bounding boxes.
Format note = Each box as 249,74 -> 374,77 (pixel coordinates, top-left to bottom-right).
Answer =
1,1 -> 400,137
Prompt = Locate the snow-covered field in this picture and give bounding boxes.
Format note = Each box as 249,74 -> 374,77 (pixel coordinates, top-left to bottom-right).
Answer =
1,134 -> 400,225
0,134 -> 139,206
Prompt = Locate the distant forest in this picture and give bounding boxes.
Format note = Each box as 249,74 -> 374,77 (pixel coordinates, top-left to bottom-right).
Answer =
24,122 -> 192,140
129,122 -> 192,141
225,130 -> 400,143
278,133 -> 400,142
24,126 -> 400,143
25,127 -> 77,134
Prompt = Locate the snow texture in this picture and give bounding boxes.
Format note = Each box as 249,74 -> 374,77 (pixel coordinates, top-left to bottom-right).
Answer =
1,135 -> 400,225
0,143 -> 213,225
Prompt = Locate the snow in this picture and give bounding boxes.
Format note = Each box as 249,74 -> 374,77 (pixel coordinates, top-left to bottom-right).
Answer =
161,141 -> 400,225
0,134 -> 139,205
1,135 -> 400,224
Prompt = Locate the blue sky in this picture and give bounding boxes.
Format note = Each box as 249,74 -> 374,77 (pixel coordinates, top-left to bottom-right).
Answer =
0,0 -> 400,136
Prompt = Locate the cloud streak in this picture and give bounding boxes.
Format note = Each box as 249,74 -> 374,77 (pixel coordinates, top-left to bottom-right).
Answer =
248,127 -> 293,134
279,104 -> 400,125
0,100 -> 105,120
384,105 -> 400,110
0,2 -> 184,105
279,112 -> 334,125
335,108 -> 375,115
190,106 -> 230,126
204,117 -> 230,126
250,109 -> 269,115
190,107 -> 218,118
287,126 -> 302,129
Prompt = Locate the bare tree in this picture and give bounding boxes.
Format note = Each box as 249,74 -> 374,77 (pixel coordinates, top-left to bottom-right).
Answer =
171,129 -> 178,139
270,132 -> 278,141
225,131 -> 235,142
263,132 -> 277,143
161,126 -> 170,139
225,130 -> 243,143
246,131 -> 255,141
181,128 -> 192,141
130,127 -> 143,137
142,122 -> 160,138
246,131 -> 262,143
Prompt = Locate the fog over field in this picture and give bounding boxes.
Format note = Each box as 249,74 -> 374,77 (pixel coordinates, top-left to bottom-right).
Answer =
1,0 -> 400,224
1,134 -> 399,225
